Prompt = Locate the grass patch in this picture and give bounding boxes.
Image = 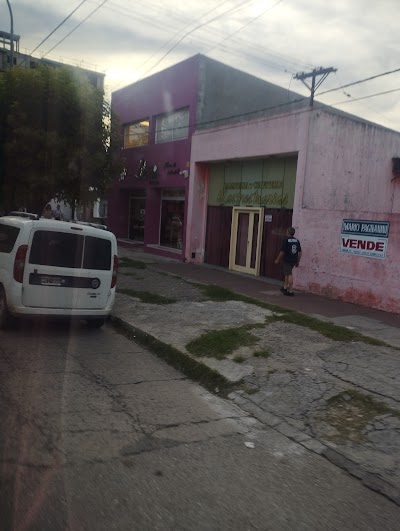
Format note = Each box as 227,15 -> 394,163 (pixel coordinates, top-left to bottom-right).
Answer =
253,349 -> 271,358
197,283 -> 389,347
118,257 -> 148,269
272,313 -> 386,345
186,327 -> 259,360
321,389 -> 400,443
198,285 -> 288,314
111,317 -> 234,396
233,355 -> 246,363
117,288 -> 176,305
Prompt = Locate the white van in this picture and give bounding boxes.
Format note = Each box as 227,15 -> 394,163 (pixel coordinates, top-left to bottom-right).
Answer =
0,214 -> 118,328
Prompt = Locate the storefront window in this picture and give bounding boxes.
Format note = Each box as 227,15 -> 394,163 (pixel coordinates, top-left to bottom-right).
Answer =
160,197 -> 185,249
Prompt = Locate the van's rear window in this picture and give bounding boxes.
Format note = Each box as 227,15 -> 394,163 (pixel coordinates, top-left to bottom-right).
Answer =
83,236 -> 111,270
29,231 -> 84,268
29,231 -> 112,270
0,223 -> 20,253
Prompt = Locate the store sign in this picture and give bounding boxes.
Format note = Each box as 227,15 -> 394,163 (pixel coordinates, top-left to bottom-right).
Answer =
340,219 -> 390,259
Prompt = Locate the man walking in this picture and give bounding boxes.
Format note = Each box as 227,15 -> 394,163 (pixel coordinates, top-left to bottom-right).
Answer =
275,227 -> 302,297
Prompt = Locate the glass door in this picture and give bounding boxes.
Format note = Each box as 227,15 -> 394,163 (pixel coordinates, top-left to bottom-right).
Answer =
129,191 -> 146,241
229,207 -> 263,275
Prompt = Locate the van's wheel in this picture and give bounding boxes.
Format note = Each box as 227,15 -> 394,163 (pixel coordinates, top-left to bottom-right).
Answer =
0,287 -> 10,330
87,318 -> 105,329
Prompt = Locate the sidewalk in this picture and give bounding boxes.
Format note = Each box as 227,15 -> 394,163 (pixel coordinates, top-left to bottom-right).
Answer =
119,245 -> 400,348
112,245 -> 400,506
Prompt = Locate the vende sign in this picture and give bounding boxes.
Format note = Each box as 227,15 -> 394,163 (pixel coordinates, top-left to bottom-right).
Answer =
340,219 -> 390,259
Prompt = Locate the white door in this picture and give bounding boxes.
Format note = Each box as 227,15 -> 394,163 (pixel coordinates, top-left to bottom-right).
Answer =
229,207 -> 263,276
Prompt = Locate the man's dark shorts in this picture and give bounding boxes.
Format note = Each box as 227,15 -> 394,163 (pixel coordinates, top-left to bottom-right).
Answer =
283,261 -> 295,276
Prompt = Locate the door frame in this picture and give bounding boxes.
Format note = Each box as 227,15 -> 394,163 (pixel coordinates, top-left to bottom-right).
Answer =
229,207 -> 264,276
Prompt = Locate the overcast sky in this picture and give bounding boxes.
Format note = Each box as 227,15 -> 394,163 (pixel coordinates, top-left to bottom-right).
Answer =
2,0 -> 400,130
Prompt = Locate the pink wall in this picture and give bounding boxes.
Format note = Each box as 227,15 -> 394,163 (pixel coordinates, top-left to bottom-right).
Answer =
187,108 -> 400,313
186,110 -> 310,262
295,110 -> 400,312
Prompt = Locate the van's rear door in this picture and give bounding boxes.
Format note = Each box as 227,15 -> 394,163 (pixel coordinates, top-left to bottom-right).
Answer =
74,234 -> 113,310
22,227 -> 84,309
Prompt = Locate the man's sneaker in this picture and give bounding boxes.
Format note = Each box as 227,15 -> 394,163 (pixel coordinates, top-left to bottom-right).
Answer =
280,287 -> 287,293
284,291 -> 294,297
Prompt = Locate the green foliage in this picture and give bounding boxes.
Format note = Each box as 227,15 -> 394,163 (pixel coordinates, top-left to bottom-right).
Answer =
118,258 -> 148,269
117,288 -> 176,305
186,327 -> 259,359
0,65 -> 123,213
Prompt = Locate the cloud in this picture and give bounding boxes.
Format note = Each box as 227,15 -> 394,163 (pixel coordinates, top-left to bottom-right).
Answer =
2,0 -> 399,130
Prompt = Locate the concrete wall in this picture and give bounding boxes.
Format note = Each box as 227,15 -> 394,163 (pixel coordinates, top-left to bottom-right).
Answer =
295,110 -> 400,312
187,107 -> 400,313
197,56 -> 306,129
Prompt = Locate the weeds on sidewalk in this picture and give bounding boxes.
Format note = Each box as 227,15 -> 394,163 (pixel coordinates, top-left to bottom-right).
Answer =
320,389 -> 400,443
112,317 -> 234,396
186,327 -> 259,359
253,349 -> 271,358
119,257 -> 148,269
198,284 -> 387,347
117,288 -> 176,305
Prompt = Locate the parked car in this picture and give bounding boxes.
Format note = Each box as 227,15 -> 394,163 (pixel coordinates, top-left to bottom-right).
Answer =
0,213 -> 118,328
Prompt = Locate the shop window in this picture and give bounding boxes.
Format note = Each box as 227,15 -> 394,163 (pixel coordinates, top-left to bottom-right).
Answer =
155,108 -> 189,144
124,119 -> 149,148
160,200 -> 185,249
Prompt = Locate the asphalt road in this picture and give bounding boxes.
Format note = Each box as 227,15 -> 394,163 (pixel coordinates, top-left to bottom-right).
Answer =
1,321 -> 400,531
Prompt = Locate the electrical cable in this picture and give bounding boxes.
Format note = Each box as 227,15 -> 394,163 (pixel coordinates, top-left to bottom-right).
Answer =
42,0 -> 110,59
317,67 -> 400,97
204,0 -> 283,56
138,0 -> 256,80
19,0 -> 89,65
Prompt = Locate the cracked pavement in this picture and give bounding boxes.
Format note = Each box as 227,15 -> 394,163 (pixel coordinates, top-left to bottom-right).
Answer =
2,323 -> 400,529
112,249 -> 400,508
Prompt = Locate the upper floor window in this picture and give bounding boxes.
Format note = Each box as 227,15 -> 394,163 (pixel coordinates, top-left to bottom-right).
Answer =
155,108 -> 189,144
124,119 -> 149,148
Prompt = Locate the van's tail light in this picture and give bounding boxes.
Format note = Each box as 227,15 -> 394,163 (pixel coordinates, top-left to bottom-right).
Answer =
13,245 -> 28,283
111,255 -> 118,288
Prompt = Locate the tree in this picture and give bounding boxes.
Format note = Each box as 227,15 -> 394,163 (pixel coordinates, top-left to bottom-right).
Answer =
0,65 -> 123,214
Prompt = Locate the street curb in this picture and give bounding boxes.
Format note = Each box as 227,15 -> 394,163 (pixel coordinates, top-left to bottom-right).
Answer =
229,392 -> 400,507
110,315 -> 235,396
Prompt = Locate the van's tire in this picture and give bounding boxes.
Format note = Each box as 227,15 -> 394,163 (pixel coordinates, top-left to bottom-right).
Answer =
0,287 -> 10,330
87,318 -> 105,329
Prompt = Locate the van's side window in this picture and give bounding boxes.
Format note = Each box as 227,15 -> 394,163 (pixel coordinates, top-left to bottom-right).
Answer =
29,231 -> 84,269
83,236 -> 112,270
0,223 -> 20,253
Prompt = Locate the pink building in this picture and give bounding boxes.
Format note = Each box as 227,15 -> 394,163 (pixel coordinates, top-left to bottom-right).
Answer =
109,54 -> 400,313
109,55 -> 306,260
186,107 -> 400,313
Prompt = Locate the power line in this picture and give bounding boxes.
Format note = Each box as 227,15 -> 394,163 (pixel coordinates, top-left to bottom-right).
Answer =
328,86 -> 400,106
137,0 -> 233,74
123,81 -> 400,144
317,67 -> 400,97
138,0 -> 255,80
42,0 -> 110,59
23,0 -> 89,63
110,0 -> 234,92
205,0 -> 283,56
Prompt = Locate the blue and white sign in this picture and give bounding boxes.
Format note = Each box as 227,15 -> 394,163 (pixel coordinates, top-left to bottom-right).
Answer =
340,219 -> 390,259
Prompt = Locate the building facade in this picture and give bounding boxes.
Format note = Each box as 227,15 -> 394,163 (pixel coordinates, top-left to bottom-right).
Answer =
110,53 -> 400,313
186,107 -> 400,313
109,54 -> 305,259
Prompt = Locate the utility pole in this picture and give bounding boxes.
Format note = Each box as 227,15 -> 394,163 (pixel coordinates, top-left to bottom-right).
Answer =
5,0 -> 14,68
294,66 -> 337,107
